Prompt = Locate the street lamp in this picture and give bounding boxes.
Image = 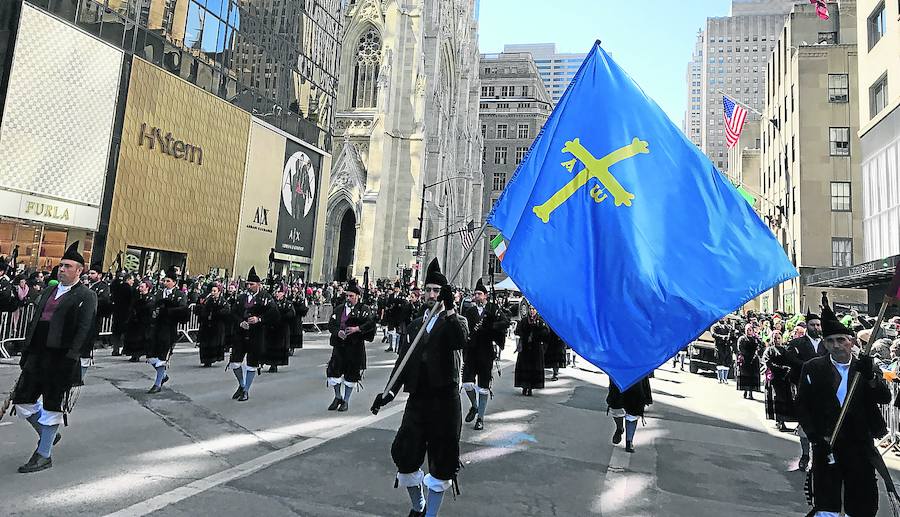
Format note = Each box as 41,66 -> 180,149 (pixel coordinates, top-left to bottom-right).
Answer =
413,175 -> 468,284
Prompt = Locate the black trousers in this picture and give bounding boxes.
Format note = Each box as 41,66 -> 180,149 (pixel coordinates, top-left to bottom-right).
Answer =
462,353 -> 493,390
391,390 -> 462,481
810,442 -> 878,517
230,335 -> 262,367
326,343 -> 364,382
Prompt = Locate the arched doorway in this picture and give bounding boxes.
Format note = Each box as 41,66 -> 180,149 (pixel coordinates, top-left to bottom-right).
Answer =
335,209 -> 356,282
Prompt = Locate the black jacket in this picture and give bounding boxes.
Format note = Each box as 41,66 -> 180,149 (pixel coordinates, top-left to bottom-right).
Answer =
90,280 -> 112,319
607,376 -> 653,417
327,302 -> 376,347
786,335 -> 828,385
388,309 -> 469,395
796,355 -> 890,445
21,282 -> 98,361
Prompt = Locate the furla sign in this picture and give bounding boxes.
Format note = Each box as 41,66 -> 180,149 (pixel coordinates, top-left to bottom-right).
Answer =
138,122 -> 204,165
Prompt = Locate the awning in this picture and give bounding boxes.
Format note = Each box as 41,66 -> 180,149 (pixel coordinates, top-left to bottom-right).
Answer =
806,254 -> 900,289
493,276 -> 520,291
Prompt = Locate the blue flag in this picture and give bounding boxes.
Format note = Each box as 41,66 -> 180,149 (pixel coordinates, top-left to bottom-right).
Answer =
488,42 -> 797,390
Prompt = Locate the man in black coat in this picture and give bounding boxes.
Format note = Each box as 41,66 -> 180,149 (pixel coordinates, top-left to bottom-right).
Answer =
786,309 -> 826,471
326,280 -> 375,412
109,273 -> 137,357
460,278 -> 509,430
12,241 -> 97,473
796,303 -> 890,517
147,268 -> 188,394
86,264 -> 112,358
228,267 -> 278,402
371,258 -> 469,517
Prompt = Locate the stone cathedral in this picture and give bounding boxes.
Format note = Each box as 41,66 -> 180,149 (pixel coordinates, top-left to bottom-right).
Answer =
322,0 -> 483,286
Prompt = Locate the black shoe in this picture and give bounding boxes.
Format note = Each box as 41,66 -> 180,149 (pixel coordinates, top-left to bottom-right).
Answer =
550,376 -> 558,381
111,350 -> 121,357
17,452 -> 52,473
798,455 -> 810,471
202,363 -> 212,368
328,398 -> 342,411
337,401 -> 349,412
268,365 -> 278,373
54,432 -> 61,446
161,375 -> 170,387
147,385 -> 161,394
407,509 -> 426,517
465,406 -> 478,423
232,387 -> 244,400
128,356 -> 140,362
522,388 -> 528,396
625,443 -> 635,453
385,346 -> 394,352
238,391 -> 249,402
776,421 -> 787,432
473,418 -> 484,430
612,428 -> 623,445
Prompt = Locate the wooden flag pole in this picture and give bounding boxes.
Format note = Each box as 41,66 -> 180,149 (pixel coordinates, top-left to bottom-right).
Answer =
828,264 -> 900,456
379,222 -> 488,399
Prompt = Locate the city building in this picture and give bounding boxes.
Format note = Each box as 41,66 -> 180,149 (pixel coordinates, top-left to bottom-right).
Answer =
501,43 -> 586,105
757,1 -> 866,313
699,1 -> 796,172
323,0 -> 483,285
683,30 -> 704,148
0,0 -> 340,280
478,52 -> 552,280
805,0 -> 900,313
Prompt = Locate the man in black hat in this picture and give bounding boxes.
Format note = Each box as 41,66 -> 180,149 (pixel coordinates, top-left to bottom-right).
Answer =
12,241 -> 97,473
86,264 -> 112,356
460,277 -> 509,430
147,267 -> 188,394
227,267 -> 278,401
796,302 -> 890,517
385,281 -> 411,353
371,258 -> 469,517
325,279 -> 375,411
786,309 -> 827,471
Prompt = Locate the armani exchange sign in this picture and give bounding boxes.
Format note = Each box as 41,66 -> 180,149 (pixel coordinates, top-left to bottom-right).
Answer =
138,123 -> 204,165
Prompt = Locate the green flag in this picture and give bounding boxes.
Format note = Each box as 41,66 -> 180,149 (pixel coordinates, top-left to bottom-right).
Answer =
736,185 -> 756,206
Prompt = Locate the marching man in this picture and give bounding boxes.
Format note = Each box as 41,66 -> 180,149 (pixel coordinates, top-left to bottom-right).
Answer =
326,280 -> 375,412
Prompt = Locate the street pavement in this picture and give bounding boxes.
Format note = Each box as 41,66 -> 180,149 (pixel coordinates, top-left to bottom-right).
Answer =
1,332 -> 899,516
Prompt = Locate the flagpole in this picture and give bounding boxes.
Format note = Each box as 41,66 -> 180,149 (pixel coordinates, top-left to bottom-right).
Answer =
379,221 -> 489,399
715,89 -> 763,117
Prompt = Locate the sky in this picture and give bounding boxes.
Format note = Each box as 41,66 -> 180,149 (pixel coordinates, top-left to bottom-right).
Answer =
477,0 -> 732,125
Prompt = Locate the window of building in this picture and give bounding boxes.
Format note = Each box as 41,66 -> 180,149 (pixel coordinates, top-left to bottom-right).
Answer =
521,85 -> 530,96
481,85 -> 494,97
496,103 -> 509,108
492,171 -> 506,190
498,85 -> 511,97
830,182 -> 851,211
488,253 -> 502,274
496,124 -> 508,138
832,238 -> 853,267
870,74 -> 888,119
494,147 -> 507,165
829,127 -> 850,156
351,28 -> 381,108
828,74 -> 849,102
868,2 -> 886,50
481,124 -> 486,137
515,146 -> 528,164
517,124 -> 529,139
518,103 -> 531,108
479,103 -> 489,109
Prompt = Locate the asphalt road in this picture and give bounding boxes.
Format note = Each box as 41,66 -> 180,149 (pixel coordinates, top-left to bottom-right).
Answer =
1,332 -> 898,516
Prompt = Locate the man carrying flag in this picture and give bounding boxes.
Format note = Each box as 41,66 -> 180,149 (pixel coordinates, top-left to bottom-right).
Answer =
487,40 -> 796,392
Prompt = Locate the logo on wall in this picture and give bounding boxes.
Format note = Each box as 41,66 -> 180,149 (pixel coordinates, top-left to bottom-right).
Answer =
274,142 -> 322,259
246,206 -> 272,233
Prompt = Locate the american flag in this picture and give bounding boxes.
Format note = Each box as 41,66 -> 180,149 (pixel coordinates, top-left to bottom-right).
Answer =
723,96 -> 748,148
809,0 -> 829,20
460,220 -> 477,250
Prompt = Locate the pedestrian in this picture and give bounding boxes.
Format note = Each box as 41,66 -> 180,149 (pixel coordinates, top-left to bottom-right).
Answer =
762,330 -> 796,431
11,241 -> 97,473
544,325 -> 567,381
711,319 -> 733,384
514,303 -> 547,396
227,267 -> 278,402
197,283 -> 229,367
147,268 -> 188,393
460,278 -> 509,430
796,301 -> 890,517
109,273 -> 137,357
123,279 -> 155,362
265,287 -> 293,372
370,258 -> 468,517
786,309 -> 826,472
325,279 -> 375,412
607,375 -> 653,453
736,323 -> 762,399
289,285 -> 308,354
84,264 -> 111,372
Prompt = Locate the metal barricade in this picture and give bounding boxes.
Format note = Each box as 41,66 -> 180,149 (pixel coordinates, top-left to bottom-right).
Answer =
98,314 -> 114,337
879,381 -> 900,455
177,303 -> 200,344
0,305 -> 35,359
302,303 -> 332,332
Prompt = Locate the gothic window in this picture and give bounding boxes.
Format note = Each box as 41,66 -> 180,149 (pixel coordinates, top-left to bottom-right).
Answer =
351,28 -> 381,108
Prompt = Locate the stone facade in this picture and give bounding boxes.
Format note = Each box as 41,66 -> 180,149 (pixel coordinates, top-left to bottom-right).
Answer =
324,0 -> 482,285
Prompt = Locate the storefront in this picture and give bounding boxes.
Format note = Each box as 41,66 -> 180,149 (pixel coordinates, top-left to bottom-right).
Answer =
0,4 -> 122,272
104,57 -> 250,277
